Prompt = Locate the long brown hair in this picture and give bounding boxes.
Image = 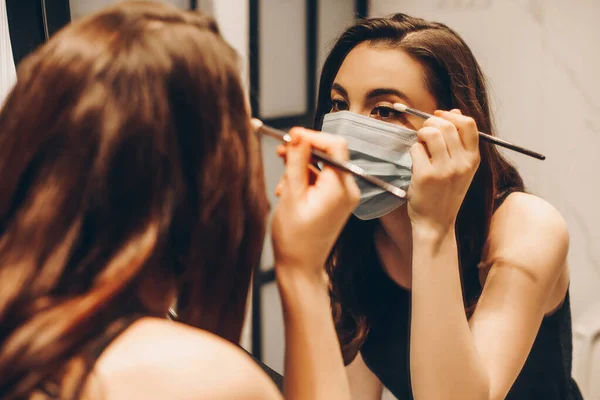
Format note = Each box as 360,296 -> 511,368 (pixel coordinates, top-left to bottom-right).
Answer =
0,2 -> 268,398
315,14 -> 524,364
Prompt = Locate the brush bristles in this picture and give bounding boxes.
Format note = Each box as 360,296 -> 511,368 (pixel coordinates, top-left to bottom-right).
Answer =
393,103 -> 408,112
251,118 -> 264,131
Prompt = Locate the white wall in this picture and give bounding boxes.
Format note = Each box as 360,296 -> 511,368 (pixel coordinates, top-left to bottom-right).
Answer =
0,0 -> 16,105
210,0 -> 249,87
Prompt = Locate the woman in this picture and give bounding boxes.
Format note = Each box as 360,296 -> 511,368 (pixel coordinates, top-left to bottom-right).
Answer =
309,13 -> 582,400
0,2 -> 358,399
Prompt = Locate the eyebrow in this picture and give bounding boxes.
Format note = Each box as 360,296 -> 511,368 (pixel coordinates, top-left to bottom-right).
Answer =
366,88 -> 412,104
331,83 -> 348,97
331,83 -> 413,105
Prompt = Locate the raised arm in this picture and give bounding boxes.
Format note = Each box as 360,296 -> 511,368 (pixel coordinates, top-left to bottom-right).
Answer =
271,128 -> 360,400
407,110 -> 569,400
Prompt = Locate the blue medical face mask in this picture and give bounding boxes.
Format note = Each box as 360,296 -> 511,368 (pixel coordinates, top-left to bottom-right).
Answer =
321,111 -> 417,220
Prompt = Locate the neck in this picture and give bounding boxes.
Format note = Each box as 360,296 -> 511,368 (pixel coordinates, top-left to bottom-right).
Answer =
375,205 -> 413,289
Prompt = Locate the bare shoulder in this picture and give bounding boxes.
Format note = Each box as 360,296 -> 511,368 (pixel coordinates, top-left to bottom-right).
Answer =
484,192 -> 570,310
87,317 -> 281,400
490,192 -> 569,254
493,192 -> 567,229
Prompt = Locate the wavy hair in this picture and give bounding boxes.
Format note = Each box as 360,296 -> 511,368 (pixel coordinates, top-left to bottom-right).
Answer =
0,2 -> 268,398
314,13 -> 524,364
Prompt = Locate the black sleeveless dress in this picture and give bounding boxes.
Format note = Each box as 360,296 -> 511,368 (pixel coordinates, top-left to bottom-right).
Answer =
360,192 -> 584,399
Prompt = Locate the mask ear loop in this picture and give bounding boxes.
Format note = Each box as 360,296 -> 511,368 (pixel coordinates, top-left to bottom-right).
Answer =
41,0 -> 50,41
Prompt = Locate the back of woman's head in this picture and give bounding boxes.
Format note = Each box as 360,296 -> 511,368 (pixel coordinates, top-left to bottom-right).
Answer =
315,13 -> 523,364
0,2 -> 268,397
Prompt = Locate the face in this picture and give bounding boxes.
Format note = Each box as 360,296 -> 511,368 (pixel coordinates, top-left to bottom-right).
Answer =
330,42 -> 437,130
331,42 -> 438,225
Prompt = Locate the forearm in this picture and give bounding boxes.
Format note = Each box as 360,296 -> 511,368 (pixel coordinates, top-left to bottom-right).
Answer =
277,268 -> 351,400
410,227 -> 489,400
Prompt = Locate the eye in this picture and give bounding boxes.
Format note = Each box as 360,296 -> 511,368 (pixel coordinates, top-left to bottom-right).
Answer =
331,99 -> 349,112
371,105 -> 404,121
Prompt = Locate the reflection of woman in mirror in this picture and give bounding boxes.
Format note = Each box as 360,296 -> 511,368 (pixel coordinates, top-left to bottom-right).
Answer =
314,14 -> 583,400
0,2 -> 358,399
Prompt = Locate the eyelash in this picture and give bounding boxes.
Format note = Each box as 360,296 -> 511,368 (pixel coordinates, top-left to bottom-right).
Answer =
371,105 -> 405,121
330,99 -> 406,122
331,99 -> 348,112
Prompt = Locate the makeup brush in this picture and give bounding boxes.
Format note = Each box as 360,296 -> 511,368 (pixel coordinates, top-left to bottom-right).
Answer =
392,103 -> 546,160
251,118 -> 407,199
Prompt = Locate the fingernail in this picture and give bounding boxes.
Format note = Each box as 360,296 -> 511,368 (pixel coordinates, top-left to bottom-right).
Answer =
285,134 -> 299,146
288,131 -> 301,146
434,110 -> 444,116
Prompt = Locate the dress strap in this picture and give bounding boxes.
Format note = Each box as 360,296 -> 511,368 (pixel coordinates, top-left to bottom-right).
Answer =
494,188 -> 519,211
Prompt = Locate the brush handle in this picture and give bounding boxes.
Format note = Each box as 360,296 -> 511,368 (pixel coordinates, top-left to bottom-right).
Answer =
310,148 -> 407,198
256,124 -> 407,199
401,106 -> 546,160
478,133 -> 545,160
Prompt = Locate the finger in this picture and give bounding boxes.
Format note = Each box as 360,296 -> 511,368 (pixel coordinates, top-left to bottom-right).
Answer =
295,129 -> 356,194
274,172 -> 287,197
424,115 -> 462,158
308,164 -> 320,186
275,181 -> 284,197
308,164 -> 320,175
276,144 -> 286,157
410,142 -> 432,174
277,145 -> 288,166
435,109 -> 462,115
417,126 -> 449,164
289,129 -> 360,206
285,128 -> 311,198
435,110 -> 479,151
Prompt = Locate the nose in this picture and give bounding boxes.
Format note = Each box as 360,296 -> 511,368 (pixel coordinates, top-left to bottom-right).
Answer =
348,105 -> 370,117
